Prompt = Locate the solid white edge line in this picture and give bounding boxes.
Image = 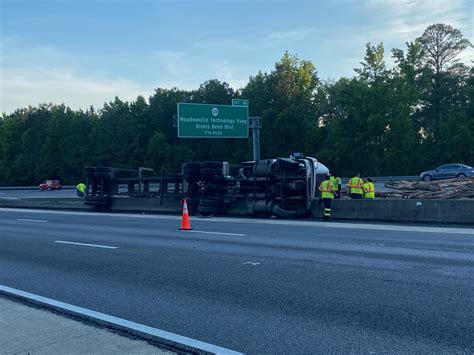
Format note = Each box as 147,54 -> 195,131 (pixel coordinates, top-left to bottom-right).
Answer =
0,207 -> 473,235
0,284 -> 243,355
16,218 -> 48,223
183,230 -> 246,237
54,241 -> 118,249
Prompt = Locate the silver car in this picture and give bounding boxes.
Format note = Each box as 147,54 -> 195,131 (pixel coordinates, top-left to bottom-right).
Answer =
420,164 -> 474,181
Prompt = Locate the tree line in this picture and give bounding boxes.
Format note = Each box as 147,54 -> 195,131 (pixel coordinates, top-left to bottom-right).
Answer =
0,23 -> 472,185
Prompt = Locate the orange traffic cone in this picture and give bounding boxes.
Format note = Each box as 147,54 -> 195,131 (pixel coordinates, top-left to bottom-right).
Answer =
179,199 -> 193,230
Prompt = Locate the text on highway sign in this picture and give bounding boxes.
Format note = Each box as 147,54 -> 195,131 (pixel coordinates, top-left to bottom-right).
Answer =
177,103 -> 249,138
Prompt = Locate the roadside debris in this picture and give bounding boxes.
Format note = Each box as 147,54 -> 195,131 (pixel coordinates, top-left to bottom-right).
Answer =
378,177 -> 474,199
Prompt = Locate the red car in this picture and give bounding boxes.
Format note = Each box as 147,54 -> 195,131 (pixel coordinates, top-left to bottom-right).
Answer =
39,180 -> 62,191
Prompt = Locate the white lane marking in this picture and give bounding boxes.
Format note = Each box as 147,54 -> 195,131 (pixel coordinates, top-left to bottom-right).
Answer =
182,230 -> 246,236
243,262 -> 260,266
1,208 -> 473,235
16,218 -> 48,223
0,284 -> 243,355
54,241 -> 118,249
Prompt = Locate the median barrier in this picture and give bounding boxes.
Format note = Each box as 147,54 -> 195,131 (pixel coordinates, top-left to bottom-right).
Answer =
312,199 -> 474,224
0,197 -> 89,210
1,196 -> 472,224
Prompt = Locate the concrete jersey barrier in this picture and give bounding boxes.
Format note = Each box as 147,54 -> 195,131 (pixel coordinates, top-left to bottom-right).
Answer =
0,196 -> 473,224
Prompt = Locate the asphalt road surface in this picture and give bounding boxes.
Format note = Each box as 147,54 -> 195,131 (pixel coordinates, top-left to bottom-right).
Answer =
1,208 -> 473,354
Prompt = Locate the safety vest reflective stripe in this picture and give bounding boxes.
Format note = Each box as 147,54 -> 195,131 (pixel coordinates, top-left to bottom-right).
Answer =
320,181 -> 334,199
363,183 -> 375,192
320,181 -> 333,192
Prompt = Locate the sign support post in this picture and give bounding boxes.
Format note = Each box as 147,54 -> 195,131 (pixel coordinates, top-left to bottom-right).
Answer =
249,117 -> 261,161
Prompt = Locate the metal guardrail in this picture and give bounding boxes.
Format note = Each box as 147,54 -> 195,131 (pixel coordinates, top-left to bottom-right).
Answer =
365,176 -> 419,182
340,176 -> 419,184
1,177 -> 421,190
0,186 -> 75,191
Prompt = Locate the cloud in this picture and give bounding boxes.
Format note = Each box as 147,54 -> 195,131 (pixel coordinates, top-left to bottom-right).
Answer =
1,66 -> 152,114
365,0 -> 471,41
215,62 -> 249,89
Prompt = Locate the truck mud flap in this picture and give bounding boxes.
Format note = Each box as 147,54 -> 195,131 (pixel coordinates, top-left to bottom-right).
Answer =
272,205 -> 298,219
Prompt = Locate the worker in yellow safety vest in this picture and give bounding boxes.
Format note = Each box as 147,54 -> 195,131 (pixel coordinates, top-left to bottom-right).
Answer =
330,175 -> 342,199
363,177 -> 375,199
76,182 -> 86,197
347,173 -> 364,199
319,175 -> 335,219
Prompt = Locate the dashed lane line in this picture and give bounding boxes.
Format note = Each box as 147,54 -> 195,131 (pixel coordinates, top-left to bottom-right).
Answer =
181,230 -> 246,236
54,241 -> 118,249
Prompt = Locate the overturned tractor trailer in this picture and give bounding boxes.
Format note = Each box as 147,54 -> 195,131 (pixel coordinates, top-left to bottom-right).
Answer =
83,154 -> 329,218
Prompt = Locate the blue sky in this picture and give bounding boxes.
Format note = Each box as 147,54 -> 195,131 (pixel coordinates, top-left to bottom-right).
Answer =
1,0 -> 473,113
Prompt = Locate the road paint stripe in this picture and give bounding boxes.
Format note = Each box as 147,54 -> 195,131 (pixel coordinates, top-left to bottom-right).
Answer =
16,218 -> 48,223
0,284 -> 243,355
1,207 -> 473,235
183,230 -> 246,236
54,241 -> 118,249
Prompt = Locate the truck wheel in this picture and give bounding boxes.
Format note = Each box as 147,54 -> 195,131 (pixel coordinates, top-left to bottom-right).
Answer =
202,161 -> 222,169
94,172 -> 113,179
95,167 -> 112,173
201,168 -> 222,176
186,199 -> 199,216
185,162 -> 202,170
272,205 -> 297,219
199,199 -> 222,207
185,168 -> 201,176
198,206 -> 221,215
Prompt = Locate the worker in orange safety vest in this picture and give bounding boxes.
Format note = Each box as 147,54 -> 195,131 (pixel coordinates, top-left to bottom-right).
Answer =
319,175 -> 335,219
363,177 -> 375,199
347,173 -> 364,199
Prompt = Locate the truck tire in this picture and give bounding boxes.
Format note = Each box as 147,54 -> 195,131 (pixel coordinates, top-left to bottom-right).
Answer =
186,198 -> 199,216
94,172 -> 113,179
202,161 -> 222,169
95,167 -> 112,173
184,162 -> 202,170
201,168 -> 222,176
198,206 -> 221,215
199,198 -> 222,207
185,168 -> 201,176
272,205 -> 297,219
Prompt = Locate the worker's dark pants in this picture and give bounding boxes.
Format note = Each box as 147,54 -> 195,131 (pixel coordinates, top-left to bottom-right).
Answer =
350,193 -> 363,199
322,198 -> 332,219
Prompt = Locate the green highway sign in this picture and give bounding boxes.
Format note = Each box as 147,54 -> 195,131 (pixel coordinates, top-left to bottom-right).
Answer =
177,103 -> 249,138
232,98 -> 249,107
